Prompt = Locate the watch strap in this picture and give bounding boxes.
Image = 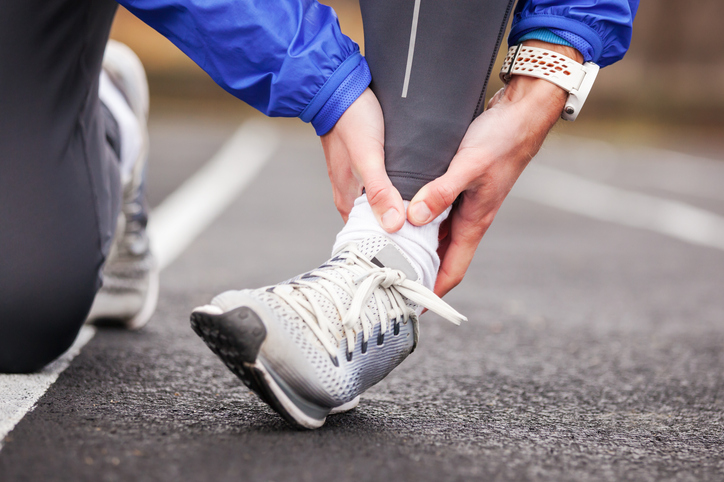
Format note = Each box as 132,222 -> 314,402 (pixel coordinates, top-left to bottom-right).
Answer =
499,44 -> 600,121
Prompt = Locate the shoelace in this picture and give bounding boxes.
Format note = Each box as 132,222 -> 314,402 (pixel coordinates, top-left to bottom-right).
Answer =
270,246 -> 467,360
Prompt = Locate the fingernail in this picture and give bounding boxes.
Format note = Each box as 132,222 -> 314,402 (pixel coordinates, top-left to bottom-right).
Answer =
381,208 -> 401,231
410,202 -> 432,224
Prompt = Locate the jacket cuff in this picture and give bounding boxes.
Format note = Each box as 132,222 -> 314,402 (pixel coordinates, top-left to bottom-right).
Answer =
510,15 -> 602,64
516,28 -> 594,63
517,29 -> 573,47
298,52 -> 371,135
308,57 -> 371,136
311,59 -> 371,135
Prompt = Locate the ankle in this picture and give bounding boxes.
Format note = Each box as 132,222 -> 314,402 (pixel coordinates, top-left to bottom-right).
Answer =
333,195 -> 450,290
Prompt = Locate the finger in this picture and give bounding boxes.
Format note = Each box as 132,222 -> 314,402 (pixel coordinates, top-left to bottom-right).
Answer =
357,160 -> 405,233
433,205 -> 490,297
487,86 -> 505,109
322,140 -> 360,223
332,167 -> 364,223
333,184 -> 359,223
408,165 -> 469,226
438,217 -> 451,243
436,232 -> 451,271
434,239 -> 476,299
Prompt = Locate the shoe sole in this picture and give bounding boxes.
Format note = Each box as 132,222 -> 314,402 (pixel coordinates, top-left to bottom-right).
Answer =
86,261 -> 159,330
190,307 -> 359,429
126,262 -> 160,330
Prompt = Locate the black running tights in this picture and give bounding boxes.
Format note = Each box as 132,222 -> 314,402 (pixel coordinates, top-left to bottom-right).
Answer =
0,0 -> 121,372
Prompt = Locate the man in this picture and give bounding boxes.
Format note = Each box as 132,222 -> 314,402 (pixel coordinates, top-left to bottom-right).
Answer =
0,0 -> 637,429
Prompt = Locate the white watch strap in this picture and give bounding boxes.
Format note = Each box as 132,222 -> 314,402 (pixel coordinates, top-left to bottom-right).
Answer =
499,44 -> 600,121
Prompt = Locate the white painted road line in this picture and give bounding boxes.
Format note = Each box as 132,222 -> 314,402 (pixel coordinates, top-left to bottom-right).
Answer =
0,120 -> 279,451
0,327 -> 95,450
513,163 -> 724,252
149,120 -> 280,270
539,135 -> 724,204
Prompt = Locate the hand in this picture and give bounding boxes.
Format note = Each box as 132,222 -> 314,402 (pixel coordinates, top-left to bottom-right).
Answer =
407,42 -> 583,297
320,88 -> 405,232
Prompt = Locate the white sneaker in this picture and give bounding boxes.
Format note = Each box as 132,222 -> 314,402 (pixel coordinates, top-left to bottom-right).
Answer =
86,40 -> 158,330
190,235 -> 466,429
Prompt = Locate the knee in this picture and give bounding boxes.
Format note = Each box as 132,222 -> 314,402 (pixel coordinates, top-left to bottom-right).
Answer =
0,289 -> 96,373
0,254 -> 99,373
0,331 -> 79,374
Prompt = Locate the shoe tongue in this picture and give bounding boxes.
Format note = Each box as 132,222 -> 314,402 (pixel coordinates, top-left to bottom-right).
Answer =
342,235 -> 420,282
369,243 -> 419,282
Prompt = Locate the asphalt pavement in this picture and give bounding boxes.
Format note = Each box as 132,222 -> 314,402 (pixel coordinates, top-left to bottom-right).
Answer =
1,107 -> 723,481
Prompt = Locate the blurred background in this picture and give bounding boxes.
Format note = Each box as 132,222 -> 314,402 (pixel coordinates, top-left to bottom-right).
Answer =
110,0 -> 724,157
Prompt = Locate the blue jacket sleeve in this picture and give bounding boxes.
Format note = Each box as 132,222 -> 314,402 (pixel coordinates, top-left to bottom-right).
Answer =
119,0 -> 370,134
509,0 -> 639,67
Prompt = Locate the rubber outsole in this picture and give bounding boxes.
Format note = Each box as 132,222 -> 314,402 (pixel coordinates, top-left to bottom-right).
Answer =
87,262 -> 159,330
126,263 -> 160,330
190,308 -> 315,429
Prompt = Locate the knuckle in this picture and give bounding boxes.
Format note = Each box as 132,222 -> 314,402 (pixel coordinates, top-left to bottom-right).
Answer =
458,225 -> 485,245
365,181 -> 392,206
439,265 -> 464,290
432,183 -> 457,208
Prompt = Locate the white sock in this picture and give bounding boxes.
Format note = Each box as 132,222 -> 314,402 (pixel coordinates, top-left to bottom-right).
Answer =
99,70 -> 141,185
333,194 -> 450,291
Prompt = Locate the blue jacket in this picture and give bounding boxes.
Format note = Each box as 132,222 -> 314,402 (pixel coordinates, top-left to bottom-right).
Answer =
120,0 -> 638,135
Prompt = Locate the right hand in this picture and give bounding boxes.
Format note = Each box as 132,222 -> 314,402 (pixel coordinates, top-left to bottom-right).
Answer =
407,41 -> 584,298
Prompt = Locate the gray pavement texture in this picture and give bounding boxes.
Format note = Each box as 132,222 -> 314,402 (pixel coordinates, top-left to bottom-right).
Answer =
1,112 -> 724,482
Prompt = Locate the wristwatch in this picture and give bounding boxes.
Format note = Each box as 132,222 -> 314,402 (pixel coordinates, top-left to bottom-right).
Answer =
499,44 -> 599,121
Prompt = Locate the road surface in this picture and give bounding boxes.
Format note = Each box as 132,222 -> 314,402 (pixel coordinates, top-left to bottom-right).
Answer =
1,108 -> 723,481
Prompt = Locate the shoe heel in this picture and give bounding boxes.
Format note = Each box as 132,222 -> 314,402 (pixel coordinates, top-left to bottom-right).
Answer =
191,307 -> 331,430
190,307 -> 267,365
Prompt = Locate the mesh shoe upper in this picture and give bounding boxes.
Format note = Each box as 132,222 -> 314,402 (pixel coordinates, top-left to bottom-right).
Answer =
207,235 -> 466,407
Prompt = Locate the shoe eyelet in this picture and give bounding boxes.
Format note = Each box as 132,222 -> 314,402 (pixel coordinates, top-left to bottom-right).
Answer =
377,332 -> 384,346
330,355 -> 339,367
361,340 -> 368,354
393,319 -> 400,336
346,351 -> 353,362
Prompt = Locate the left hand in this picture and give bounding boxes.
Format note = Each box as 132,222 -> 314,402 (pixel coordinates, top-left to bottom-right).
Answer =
320,88 -> 405,232
407,41 -> 583,297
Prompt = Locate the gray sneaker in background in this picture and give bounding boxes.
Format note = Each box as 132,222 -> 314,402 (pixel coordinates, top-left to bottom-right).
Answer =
86,40 -> 158,330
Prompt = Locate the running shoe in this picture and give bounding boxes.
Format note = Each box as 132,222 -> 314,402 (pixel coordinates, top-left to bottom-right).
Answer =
190,235 -> 466,429
86,40 -> 158,330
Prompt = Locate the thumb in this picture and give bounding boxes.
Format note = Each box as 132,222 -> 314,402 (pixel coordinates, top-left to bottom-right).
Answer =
358,161 -> 405,233
408,169 -> 468,226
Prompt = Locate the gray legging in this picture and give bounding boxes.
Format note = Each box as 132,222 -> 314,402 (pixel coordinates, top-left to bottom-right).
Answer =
361,0 -> 514,199
0,0 -> 511,373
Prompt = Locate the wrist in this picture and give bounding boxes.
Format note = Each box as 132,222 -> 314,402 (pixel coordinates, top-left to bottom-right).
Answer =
500,74 -> 567,123
500,40 -> 592,121
508,40 -> 582,102
502,40 -> 582,105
